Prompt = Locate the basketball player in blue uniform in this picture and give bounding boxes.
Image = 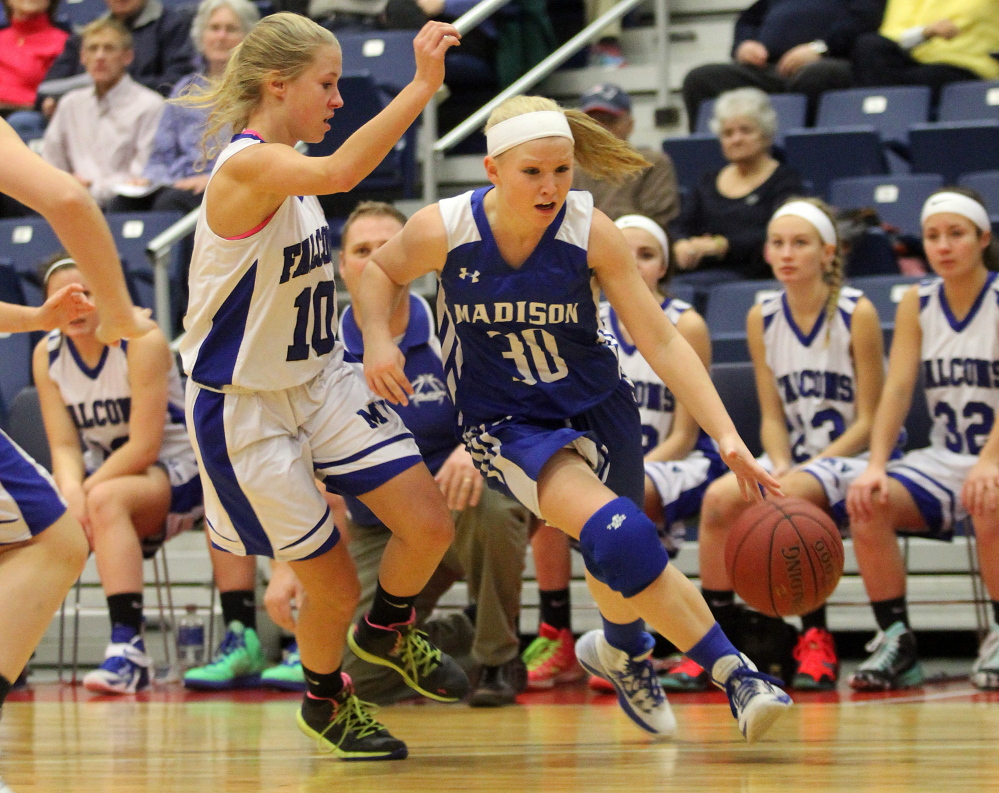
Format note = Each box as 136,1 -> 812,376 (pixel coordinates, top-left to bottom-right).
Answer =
175,13 -> 468,760
848,189 -> 999,691
358,95 -> 793,743
665,199 -> 888,693
34,257 -> 205,695
0,116 -> 153,793
525,214 -> 725,694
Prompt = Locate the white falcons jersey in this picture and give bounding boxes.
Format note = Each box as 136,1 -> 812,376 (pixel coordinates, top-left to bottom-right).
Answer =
600,297 -> 691,449
180,134 -> 343,392
46,331 -> 196,474
762,287 -> 862,463
917,273 -> 999,456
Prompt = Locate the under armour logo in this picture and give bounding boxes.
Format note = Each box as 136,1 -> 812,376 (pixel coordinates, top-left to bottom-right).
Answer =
608,514 -> 626,530
459,268 -> 480,283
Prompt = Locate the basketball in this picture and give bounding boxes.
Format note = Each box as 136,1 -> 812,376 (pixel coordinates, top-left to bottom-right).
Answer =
725,497 -> 844,618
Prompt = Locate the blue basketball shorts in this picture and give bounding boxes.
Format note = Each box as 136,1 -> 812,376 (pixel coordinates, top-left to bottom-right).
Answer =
0,430 -> 67,544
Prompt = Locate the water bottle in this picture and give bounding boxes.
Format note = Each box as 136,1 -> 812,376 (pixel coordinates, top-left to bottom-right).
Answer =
177,604 -> 205,670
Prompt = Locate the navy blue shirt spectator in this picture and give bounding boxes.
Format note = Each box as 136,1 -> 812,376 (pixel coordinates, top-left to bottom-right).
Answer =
682,0 -> 886,128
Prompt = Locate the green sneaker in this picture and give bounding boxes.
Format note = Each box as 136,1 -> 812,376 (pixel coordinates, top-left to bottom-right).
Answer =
183,621 -> 268,690
261,641 -> 306,692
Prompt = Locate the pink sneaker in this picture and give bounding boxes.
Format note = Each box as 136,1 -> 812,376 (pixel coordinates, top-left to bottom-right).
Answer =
522,623 -> 585,690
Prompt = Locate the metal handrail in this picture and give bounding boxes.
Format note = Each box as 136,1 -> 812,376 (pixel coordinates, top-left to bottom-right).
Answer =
423,0 -> 671,203
146,208 -> 198,340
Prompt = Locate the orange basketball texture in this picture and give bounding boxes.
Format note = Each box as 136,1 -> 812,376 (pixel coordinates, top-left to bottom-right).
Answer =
724,497 -> 844,618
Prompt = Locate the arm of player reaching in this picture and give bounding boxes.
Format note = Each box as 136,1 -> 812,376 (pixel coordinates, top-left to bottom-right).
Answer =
0,283 -> 92,335
358,204 -> 449,406
590,210 -> 781,502
0,119 -> 153,344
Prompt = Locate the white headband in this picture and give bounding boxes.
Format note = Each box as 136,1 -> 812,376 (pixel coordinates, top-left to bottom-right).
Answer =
486,111 -> 574,158
921,191 -> 990,231
770,201 -> 837,246
615,215 -> 670,266
43,257 -> 76,286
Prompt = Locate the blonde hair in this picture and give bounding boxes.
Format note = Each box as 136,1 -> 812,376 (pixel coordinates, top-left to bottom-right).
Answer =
173,12 -> 337,161
341,201 -> 407,248
773,196 -> 844,344
484,96 -> 649,182
80,17 -> 133,50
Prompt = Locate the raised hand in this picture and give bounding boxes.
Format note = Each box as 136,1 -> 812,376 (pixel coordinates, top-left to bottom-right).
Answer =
35,283 -> 94,331
411,20 -> 461,92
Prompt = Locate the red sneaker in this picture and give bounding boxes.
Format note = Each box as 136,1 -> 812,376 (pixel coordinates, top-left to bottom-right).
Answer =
792,627 -> 838,690
522,623 -> 585,690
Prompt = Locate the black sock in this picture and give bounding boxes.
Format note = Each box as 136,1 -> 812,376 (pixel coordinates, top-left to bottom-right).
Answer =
702,588 -> 738,633
801,605 -> 827,632
0,673 -> 10,708
367,581 -> 416,628
220,590 -> 256,630
107,592 -> 144,635
992,601 -> 999,627
302,664 -> 344,699
539,588 -> 571,631
872,597 -> 909,631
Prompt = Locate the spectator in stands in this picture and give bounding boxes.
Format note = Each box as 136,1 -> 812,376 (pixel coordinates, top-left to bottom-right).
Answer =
108,0 -> 259,215
263,202 -> 533,707
39,0 -> 195,116
583,0 -> 625,68
42,19 -> 164,209
682,0 -> 886,129
572,83 -> 680,230
33,255 -> 203,695
0,0 -> 69,137
852,0 -> 999,104
671,88 -> 803,285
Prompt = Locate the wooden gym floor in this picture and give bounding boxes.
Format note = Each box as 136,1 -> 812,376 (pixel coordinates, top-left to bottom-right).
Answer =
2,673 -> 998,793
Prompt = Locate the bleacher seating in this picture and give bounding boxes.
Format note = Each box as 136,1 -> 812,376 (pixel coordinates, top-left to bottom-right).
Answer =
0,217 -> 64,306
937,80 -> 999,123
703,278 -> 780,363
958,171 -> 999,217
830,173 -> 944,237
0,332 -> 32,425
661,133 -> 726,194
909,121 -> 999,183
5,387 -> 50,469
58,0 -> 106,26
782,127 -> 887,199
816,86 -> 931,151
104,211 -> 185,318
336,30 -> 418,95
848,273 -> 923,346
694,93 -> 807,147
710,361 -> 761,457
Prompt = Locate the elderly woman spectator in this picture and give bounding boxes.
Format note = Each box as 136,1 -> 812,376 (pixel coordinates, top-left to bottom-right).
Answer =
108,0 -> 259,214
671,87 -> 804,284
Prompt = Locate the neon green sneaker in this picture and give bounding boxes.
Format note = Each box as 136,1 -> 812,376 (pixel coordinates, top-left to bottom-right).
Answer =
261,641 -> 306,692
183,621 -> 268,690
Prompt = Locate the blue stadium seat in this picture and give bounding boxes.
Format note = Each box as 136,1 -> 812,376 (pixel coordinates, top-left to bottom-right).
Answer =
59,0 -> 108,26
0,217 -> 64,306
847,273 -> 923,346
958,171 -> 999,216
4,387 -> 50,469
666,282 -> 697,307
308,73 -> 418,197
694,93 -> 807,147
909,121 -> 999,183
104,212 -> 185,317
711,361 -> 761,457
816,86 -> 931,150
337,30 -> 418,94
938,80 -> 999,123
703,279 -> 781,363
0,262 -> 26,307
661,133 -> 726,194
0,332 -> 32,425
782,127 -> 887,199
830,173 -> 944,236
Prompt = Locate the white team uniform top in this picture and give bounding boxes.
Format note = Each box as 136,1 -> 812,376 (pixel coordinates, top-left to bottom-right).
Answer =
918,273 -> 999,455
180,135 -> 343,392
761,286 -> 862,464
45,331 -> 197,476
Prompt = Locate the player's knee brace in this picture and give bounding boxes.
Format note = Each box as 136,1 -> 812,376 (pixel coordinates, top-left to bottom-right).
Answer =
578,497 -> 668,598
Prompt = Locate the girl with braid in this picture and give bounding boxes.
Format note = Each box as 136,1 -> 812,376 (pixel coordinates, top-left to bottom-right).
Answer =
664,198 -> 888,693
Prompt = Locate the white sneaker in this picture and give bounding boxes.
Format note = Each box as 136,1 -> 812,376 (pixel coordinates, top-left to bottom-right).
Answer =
713,653 -> 792,742
574,630 -> 677,737
971,626 -> 999,690
0,775 -> 14,793
82,636 -> 152,694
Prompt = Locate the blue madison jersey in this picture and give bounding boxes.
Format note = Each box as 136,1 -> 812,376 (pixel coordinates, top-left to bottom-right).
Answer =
436,188 -> 622,425
600,297 -> 717,457
918,272 -> 999,455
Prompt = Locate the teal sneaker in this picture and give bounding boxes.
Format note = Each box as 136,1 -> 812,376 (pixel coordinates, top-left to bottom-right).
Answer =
183,621 -> 268,690
848,622 -> 924,692
262,641 -> 306,692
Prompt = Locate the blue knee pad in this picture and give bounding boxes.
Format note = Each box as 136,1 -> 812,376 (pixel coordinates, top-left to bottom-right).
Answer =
578,497 -> 669,598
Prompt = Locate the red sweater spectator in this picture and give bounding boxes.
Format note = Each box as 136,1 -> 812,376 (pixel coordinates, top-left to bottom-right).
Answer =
0,0 -> 69,111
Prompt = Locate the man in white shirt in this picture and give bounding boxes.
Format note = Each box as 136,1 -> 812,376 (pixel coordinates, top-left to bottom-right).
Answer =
42,18 -> 164,208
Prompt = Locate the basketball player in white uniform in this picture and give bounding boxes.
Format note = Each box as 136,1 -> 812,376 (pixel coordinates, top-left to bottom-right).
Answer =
849,189 -> 999,691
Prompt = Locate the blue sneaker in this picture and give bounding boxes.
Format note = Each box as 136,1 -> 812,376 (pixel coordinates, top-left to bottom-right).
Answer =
575,630 -> 677,736
82,635 -> 151,695
261,641 -> 306,692
713,653 -> 792,742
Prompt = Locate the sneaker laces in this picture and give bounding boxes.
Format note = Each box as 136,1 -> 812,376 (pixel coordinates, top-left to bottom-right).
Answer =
318,694 -> 385,747
398,628 -> 444,681
104,641 -> 152,668
793,629 -> 836,673
859,630 -> 902,672
522,635 -> 557,668
612,655 -> 665,714
724,667 -> 785,719
976,630 -> 999,670
212,629 -> 245,662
